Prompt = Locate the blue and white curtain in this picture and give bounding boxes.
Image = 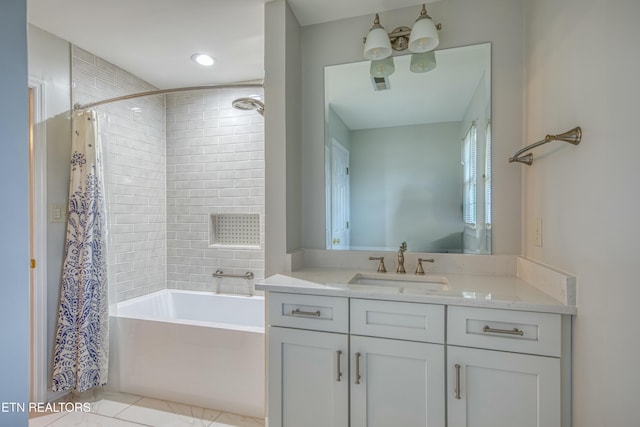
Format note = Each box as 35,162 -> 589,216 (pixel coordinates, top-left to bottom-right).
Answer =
52,110 -> 109,392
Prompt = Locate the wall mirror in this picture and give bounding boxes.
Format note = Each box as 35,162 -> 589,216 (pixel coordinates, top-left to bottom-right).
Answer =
325,43 -> 491,254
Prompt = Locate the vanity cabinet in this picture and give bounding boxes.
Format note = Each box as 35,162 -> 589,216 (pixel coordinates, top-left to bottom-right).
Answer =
267,293 -> 445,427
446,306 -> 567,427
265,292 -> 570,427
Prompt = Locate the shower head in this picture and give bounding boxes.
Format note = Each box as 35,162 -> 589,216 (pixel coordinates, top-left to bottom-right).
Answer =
232,97 -> 264,116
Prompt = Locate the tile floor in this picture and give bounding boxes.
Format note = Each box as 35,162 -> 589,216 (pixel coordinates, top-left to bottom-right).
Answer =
28,389 -> 264,427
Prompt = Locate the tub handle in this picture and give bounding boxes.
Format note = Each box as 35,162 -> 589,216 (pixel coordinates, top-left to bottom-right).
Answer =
336,350 -> 343,382
291,308 -> 321,317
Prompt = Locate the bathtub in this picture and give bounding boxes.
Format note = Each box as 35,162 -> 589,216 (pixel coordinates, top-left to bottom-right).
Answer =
109,289 -> 265,417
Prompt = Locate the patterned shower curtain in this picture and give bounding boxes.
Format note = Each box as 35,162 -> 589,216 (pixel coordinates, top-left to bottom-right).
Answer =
52,110 -> 109,392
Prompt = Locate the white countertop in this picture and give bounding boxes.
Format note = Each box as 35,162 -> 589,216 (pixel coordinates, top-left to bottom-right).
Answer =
256,268 -> 577,315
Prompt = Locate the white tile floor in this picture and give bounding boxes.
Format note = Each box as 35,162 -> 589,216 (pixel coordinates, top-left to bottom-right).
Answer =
28,390 -> 264,427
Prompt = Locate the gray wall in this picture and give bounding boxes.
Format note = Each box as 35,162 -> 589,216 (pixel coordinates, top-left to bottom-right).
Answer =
349,122 -> 463,252
264,0 -> 302,275
524,0 -> 640,423
300,0 -> 525,254
0,0 -> 29,423
27,24 -> 72,401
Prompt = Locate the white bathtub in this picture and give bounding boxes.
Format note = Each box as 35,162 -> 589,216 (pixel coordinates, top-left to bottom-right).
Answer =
109,289 -> 265,417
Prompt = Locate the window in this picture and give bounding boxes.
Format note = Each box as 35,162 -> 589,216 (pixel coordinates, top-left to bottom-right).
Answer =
462,123 -> 477,227
485,121 -> 492,229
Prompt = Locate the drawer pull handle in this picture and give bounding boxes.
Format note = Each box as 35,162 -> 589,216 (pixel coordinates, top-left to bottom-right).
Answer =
291,308 -> 321,317
483,325 -> 525,336
336,350 -> 343,382
454,364 -> 461,399
355,352 -> 362,384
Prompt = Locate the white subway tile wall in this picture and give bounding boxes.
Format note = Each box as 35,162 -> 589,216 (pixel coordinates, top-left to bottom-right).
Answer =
166,89 -> 265,292
71,45 -> 167,302
71,45 -> 265,299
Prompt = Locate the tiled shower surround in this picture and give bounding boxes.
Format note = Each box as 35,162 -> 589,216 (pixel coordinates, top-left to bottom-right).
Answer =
165,90 -> 265,291
71,46 -> 264,301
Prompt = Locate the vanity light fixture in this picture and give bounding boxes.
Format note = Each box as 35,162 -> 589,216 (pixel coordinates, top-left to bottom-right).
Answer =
363,14 -> 393,60
408,4 -> 440,53
191,53 -> 214,67
363,4 -> 441,77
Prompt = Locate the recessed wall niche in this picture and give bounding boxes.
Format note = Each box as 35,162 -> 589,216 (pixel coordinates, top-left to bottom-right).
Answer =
210,213 -> 261,247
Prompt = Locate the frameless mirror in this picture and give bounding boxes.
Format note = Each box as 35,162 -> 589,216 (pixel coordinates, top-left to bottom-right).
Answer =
325,43 -> 491,254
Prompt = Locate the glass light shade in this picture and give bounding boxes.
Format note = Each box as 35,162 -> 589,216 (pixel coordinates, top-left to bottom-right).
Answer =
408,17 -> 439,53
410,51 -> 437,73
364,26 -> 392,60
370,57 -> 395,78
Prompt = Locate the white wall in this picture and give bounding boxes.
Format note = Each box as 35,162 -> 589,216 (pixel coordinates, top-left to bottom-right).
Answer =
524,0 -> 640,423
349,122 -> 463,252
0,0 -> 29,423
300,0 -> 525,254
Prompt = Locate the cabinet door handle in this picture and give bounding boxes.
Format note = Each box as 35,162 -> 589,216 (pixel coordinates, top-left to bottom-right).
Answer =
355,352 -> 362,384
336,350 -> 343,382
454,364 -> 461,399
482,325 -> 524,336
291,308 -> 321,317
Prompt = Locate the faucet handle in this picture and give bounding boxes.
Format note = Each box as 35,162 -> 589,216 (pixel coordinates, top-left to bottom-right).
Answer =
369,256 -> 387,273
415,258 -> 435,275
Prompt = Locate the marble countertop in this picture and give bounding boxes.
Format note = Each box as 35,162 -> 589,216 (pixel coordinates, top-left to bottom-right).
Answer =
256,268 -> 577,315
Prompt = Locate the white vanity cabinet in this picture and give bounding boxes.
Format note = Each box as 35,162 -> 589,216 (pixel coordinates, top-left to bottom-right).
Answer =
265,292 -> 570,427
446,306 -> 569,427
267,293 -> 445,427
267,293 -> 349,427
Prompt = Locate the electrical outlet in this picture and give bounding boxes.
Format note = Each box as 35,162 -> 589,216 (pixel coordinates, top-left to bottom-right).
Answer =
534,218 -> 542,247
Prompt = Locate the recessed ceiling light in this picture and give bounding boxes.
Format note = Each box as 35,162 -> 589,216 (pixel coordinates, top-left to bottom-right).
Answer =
191,53 -> 214,67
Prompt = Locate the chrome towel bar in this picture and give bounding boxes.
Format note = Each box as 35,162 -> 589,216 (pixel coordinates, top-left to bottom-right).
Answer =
212,270 -> 254,280
509,126 -> 582,165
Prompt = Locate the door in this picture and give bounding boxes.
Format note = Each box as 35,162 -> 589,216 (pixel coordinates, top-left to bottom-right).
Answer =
268,327 -> 349,427
350,335 -> 445,427
447,346 -> 561,427
330,139 -> 350,249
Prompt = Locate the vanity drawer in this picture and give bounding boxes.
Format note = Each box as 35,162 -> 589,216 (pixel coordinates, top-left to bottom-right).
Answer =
447,306 -> 561,357
267,292 -> 348,333
351,298 -> 445,344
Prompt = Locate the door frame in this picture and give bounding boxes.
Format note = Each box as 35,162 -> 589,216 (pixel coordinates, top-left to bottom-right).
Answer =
29,78 -> 49,402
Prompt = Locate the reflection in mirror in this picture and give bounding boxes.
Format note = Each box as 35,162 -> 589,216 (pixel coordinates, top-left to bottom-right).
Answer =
325,43 -> 491,254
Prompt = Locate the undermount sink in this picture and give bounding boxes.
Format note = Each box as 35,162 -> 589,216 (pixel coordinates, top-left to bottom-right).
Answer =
348,273 -> 450,293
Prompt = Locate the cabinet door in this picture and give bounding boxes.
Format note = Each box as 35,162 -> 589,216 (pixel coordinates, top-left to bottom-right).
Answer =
268,327 -> 348,427
448,346 -> 560,427
350,335 -> 445,427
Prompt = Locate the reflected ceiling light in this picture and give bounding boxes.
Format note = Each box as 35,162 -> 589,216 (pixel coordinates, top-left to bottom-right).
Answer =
410,51 -> 437,73
363,14 -> 392,60
191,53 -> 214,66
370,57 -> 395,78
408,4 -> 440,53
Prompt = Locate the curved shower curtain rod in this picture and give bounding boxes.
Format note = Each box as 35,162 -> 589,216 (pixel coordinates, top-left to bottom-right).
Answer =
72,82 -> 264,111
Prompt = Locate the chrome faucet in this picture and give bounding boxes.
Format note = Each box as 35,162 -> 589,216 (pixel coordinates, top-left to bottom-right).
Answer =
396,241 -> 407,274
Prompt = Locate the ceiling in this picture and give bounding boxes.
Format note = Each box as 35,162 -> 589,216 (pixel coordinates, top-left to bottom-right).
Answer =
27,0 -> 433,89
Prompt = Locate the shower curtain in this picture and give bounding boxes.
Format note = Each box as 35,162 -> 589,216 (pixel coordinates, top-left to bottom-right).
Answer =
52,110 -> 109,392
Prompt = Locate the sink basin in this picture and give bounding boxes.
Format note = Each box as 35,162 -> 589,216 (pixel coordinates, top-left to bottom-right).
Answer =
348,273 -> 450,293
